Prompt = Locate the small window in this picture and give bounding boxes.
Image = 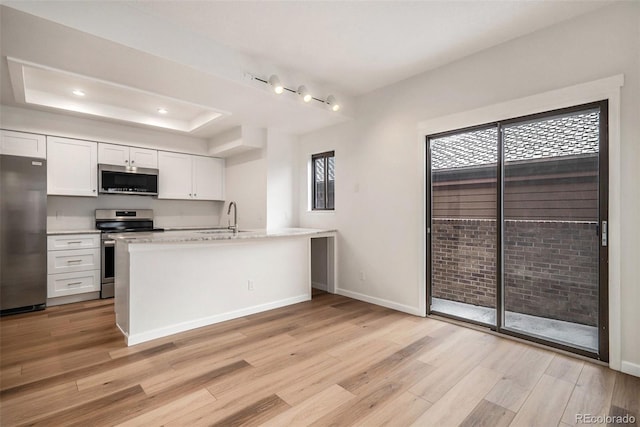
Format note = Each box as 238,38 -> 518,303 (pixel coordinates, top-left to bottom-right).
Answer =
312,151 -> 335,210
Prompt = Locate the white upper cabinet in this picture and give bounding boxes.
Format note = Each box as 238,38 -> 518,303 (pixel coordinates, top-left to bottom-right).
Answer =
0,130 -> 46,158
158,151 -> 193,199
130,147 -> 158,169
98,143 -> 157,169
158,151 -> 224,201
97,143 -> 128,166
193,156 -> 224,201
47,136 -> 97,197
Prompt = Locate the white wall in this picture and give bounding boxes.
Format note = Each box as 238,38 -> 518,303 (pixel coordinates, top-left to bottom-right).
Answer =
223,149 -> 267,229
223,129 -> 299,231
266,129 -> 298,230
1,105 -> 227,230
298,3 -> 640,371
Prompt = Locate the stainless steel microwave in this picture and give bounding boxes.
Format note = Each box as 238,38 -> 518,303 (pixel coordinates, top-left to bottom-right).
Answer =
98,164 -> 159,196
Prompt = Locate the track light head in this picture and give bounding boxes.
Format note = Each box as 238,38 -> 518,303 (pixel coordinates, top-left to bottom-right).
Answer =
269,75 -> 284,94
297,85 -> 312,103
326,95 -> 340,112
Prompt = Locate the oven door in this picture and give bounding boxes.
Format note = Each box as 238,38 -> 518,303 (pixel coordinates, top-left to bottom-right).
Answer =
101,238 -> 115,298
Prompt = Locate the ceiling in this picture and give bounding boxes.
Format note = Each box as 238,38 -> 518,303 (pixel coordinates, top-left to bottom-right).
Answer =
123,0 -> 613,96
0,1 -> 614,140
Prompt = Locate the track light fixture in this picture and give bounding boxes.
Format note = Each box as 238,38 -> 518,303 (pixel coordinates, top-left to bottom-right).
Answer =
326,95 -> 340,112
269,75 -> 284,94
297,85 -> 312,103
250,73 -> 340,112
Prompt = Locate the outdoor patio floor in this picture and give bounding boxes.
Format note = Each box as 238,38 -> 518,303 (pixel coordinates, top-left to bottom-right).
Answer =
431,297 -> 598,351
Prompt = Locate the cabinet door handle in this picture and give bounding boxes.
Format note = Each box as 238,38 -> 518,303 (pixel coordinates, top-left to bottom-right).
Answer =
125,159 -> 129,163
131,160 -> 135,164
67,241 -> 83,244
66,259 -> 83,264
194,193 -> 197,197
67,282 -> 83,286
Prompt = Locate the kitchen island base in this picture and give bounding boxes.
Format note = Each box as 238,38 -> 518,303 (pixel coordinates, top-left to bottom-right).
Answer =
115,234 -> 322,346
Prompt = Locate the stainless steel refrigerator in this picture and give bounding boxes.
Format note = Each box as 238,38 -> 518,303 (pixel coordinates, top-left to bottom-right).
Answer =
0,154 -> 47,315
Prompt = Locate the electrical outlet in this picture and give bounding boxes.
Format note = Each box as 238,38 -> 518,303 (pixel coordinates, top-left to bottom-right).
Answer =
248,280 -> 254,291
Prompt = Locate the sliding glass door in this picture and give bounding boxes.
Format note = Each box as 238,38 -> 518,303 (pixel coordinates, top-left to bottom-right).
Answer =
427,102 -> 608,360
501,108 -> 606,354
428,126 -> 498,327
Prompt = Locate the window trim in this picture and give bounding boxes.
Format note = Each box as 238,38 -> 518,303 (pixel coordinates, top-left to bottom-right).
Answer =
311,150 -> 335,211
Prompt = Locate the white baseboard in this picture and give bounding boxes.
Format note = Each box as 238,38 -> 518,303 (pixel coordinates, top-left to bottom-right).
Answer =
621,361 -> 640,378
312,281 -> 328,291
126,294 -> 310,346
116,323 -> 128,342
336,288 -> 422,316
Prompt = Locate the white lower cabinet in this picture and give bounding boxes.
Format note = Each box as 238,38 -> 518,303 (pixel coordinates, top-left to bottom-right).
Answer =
47,234 -> 100,251
47,234 -> 101,302
47,248 -> 100,275
48,270 -> 100,298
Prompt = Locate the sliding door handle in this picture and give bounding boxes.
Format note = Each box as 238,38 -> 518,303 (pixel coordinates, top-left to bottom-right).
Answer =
601,220 -> 607,247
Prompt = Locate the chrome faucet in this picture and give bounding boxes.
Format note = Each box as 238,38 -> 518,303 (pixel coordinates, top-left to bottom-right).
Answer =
227,201 -> 238,234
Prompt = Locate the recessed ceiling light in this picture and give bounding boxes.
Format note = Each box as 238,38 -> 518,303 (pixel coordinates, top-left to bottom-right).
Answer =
157,108 -> 168,114
72,89 -> 85,97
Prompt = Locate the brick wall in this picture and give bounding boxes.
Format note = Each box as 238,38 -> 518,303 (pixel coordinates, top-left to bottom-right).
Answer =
431,219 -> 599,326
431,219 -> 497,308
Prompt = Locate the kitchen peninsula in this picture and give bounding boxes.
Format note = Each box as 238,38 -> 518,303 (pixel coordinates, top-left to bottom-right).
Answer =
113,228 -> 336,345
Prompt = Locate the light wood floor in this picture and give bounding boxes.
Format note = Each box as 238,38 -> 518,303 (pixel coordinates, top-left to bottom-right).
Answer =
1,292 -> 638,426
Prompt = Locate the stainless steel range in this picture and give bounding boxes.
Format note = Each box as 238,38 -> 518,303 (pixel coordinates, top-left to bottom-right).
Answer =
95,209 -> 163,298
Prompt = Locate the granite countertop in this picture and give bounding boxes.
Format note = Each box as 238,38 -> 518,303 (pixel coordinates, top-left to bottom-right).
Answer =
160,226 -> 231,231
110,228 -> 336,244
47,229 -> 101,235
